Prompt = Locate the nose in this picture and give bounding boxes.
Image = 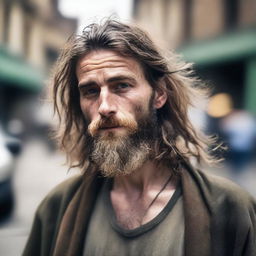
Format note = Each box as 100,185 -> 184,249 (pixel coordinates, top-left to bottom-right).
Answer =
98,89 -> 117,118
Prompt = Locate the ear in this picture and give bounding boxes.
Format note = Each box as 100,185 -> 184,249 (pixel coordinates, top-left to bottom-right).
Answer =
153,88 -> 167,109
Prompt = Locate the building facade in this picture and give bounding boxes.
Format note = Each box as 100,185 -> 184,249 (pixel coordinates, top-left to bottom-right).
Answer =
0,0 -> 77,134
133,0 -> 256,115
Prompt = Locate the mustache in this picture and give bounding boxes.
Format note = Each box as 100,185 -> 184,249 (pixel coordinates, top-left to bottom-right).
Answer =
88,114 -> 138,137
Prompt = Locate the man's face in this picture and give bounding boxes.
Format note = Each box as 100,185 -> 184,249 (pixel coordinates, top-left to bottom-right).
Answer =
76,49 -> 157,139
76,50 -> 166,176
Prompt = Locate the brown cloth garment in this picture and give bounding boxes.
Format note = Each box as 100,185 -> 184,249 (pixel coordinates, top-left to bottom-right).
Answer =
23,163 -> 256,256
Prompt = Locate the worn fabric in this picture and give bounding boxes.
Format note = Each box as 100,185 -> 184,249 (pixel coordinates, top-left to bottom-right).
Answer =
83,180 -> 184,256
22,163 -> 256,256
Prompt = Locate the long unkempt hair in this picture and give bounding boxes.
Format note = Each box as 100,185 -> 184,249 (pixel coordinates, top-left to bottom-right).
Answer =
51,19 -> 219,173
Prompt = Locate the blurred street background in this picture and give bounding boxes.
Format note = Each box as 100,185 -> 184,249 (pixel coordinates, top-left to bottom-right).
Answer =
0,0 -> 256,255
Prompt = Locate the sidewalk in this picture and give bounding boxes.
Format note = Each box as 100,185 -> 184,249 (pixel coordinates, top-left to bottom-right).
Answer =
0,138 -> 78,256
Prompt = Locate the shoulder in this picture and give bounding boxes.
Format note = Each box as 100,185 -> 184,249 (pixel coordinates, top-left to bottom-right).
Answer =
195,169 -> 256,214
196,169 -> 256,252
36,175 -> 83,218
23,175 -> 85,256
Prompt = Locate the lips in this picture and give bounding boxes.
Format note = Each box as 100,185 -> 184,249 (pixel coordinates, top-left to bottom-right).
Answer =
99,120 -> 121,130
100,126 -> 120,130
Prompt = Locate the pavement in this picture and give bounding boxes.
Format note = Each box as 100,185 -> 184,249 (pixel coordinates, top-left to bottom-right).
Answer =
0,138 -> 78,256
0,137 -> 255,256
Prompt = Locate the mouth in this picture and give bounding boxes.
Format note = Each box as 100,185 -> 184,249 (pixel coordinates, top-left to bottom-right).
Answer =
99,126 -> 121,130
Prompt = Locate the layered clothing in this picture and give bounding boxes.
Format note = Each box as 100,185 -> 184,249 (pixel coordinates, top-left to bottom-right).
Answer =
23,163 -> 256,256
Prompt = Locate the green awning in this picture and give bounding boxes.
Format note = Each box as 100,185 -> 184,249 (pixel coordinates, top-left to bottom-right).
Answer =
179,29 -> 256,114
179,29 -> 256,66
0,45 -> 44,92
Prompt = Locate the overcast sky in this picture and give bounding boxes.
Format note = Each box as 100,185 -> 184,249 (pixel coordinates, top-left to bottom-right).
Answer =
59,0 -> 133,33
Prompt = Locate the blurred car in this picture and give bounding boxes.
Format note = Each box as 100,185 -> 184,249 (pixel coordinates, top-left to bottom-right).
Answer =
0,127 -> 21,221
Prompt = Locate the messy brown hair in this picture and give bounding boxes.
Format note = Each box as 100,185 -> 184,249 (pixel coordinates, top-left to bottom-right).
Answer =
51,19 -> 219,173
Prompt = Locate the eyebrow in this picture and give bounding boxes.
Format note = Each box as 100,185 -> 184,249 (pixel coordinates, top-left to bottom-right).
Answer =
106,75 -> 136,84
78,75 -> 137,89
78,81 -> 97,89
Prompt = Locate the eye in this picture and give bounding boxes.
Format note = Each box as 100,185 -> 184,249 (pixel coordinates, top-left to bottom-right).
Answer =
115,83 -> 130,91
80,87 -> 99,98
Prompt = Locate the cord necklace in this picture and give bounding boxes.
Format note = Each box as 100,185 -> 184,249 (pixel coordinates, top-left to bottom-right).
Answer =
141,174 -> 173,224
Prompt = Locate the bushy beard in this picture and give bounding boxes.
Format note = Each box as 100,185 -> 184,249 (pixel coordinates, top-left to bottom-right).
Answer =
88,106 -> 158,177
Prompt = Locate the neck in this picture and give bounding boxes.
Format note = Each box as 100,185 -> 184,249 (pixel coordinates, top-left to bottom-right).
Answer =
112,160 -> 175,194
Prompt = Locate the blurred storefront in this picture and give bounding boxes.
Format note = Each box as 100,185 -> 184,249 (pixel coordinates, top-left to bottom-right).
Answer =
0,0 -> 77,137
133,0 -> 256,115
133,0 -> 256,163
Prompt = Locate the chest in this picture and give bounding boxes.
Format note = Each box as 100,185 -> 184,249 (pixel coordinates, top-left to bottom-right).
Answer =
84,186 -> 184,256
111,189 -> 175,229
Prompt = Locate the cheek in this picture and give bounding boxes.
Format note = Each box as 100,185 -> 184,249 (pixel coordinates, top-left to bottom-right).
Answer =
133,104 -> 144,116
133,92 -> 154,117
132,100 -> 151,120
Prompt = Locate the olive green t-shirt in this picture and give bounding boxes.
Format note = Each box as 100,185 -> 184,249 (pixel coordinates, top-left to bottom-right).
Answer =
84,180 -> 184,256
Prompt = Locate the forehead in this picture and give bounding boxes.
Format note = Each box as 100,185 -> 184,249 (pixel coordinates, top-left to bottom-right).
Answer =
76,50 -> 145,80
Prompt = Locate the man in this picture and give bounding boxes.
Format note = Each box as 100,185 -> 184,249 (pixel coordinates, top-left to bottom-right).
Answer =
23,20 -> 256,256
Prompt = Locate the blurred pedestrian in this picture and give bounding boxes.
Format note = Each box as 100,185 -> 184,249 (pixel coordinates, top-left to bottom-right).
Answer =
220,109 -> 256,173
23,19 -> 256,256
